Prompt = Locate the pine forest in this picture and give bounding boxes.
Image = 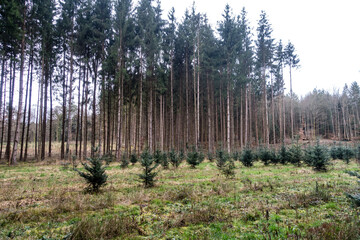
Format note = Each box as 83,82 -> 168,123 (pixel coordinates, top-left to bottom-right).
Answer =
1,0 -> 360,239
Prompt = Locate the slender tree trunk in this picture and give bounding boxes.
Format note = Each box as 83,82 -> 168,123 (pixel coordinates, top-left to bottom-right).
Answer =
138,55 -> 143,155
185,53 -> 189,148
271,73 -> 275,144
66,36 -> 74,159
91,63 -> 98,157
75,65 -> 82,156
6,59 -> 15,162
196,35 -> 200,150
193,47 -> 197,150
48,76 -> 53,157
170,53 -> 174,149
159,95 -> 164,151
262,66 -> 269,146
244,85 -> 248,146
61,51 -> 66,160
290,65 -> 294,139
83,63 -> 89,159
24,51 -> 34,161
41,61 -> 49,160
20,52 -> 31,161
0,59 -> 5,159
207,74 -> 212,153
226,63 -> 231,153
10,12 -> 26,164
117,58 -> 124,159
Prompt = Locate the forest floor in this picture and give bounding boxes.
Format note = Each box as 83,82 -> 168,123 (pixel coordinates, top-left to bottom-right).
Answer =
0,159 -> 360,239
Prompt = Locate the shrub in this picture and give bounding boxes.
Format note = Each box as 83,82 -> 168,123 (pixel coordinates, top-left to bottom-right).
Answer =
221,160 -> 236,179
240,148 -> 255,167
304,141 -> 330,171
169,150 -> 182,168
153,150 -> 162,164
207,152 -> 214,162
345,170 -> 360,207
160,152 -> 169,169
232,151 -> 240,161
130,153 -> 138,165
76,154 -> 108,192
139,150 -> 158,188
186,151 -> 203,168
216,149 -> 230,169
258,147 -> 274,166
120,153 -> 129,169
330,143 -> 341,160
179,149 -> 185,162
278,144 -> 290,165
289,143 -> 303,166
102,153 -> 115,165
342,146 -> 354,164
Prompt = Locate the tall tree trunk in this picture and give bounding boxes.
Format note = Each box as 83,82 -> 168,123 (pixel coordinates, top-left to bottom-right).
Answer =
117,57 -> 124,159
91,63 -> 98,157
271,73 -> 275,144
289,65 -> 294,139
20,54 -> 31,161
185,53 -> 189,149
244,85 -> 248,146
41,61 -> 49,160
207,74 -> 212,153
0,58 -> 5,159
170,53 -> 174,149
24,51 -> 34,161
193,47 -> 197,150
10,12 -> 26,164
138,55 -> 143,155
6,59 -> 15,162
262,66 -> 269,146
83,64 -> 89,159
159,95 -> 164,151
66,36 -> 74,159
75,65 -> 82,156
61,63 -> 66,160
226,65 -> 231,153
48,76 -> 53,157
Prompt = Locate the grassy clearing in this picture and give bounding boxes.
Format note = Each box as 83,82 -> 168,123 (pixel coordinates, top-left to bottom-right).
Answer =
0,159 -> 359,239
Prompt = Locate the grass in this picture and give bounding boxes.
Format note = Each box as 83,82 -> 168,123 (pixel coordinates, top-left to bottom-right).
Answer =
0,159 -> 359,239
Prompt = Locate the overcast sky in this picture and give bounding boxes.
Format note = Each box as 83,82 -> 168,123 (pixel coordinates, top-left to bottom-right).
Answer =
151,0 -> 360,97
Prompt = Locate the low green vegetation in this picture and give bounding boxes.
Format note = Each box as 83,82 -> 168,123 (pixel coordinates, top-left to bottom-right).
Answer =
0,144 -> 360,239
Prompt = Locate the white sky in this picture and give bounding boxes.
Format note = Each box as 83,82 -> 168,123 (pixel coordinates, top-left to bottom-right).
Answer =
155,0 -> 360,97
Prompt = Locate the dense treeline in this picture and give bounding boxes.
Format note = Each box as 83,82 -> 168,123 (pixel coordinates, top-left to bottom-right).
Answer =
0,0 -> 359,165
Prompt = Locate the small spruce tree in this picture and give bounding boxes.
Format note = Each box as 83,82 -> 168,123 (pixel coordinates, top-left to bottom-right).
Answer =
154,149 -> 162,164
221,160 -> 236,179
216,149 -> 229,169
186,151 -> 203,168
289,143 -> 303,167
232,151 -> 240,161
161,152 -> 169,169
76,154 -> 108,193
304,141 -> 330,171
258,147 -> 273,166
130,153 -> 138,165
241,148 -> 255,167
120,153 -> 129,169
207,152 -> 214,162
139,149 -> 158,188
345,170 -> 360,207
342,146 -> 354,164
278,144 -> 290,165
169,149 -> 181,168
